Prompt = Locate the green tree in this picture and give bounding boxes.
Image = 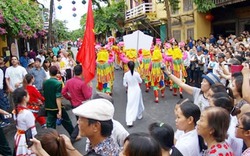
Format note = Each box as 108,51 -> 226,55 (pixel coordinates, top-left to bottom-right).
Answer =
0,0 -> 43,37
52,19 -> 69,42
69,28 -> 84,41
80,1 -> 125,38
193,0 -> 216,13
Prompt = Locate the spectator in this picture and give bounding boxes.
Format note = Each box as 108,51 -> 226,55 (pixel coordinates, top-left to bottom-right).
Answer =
13,88 -> 37,155
120,132 -> 161,156
28,49 -> 36,61
35,128 -> 69,156
43,59 -> 51,80
26,58 -> 35,73
5,56 -> 27,93
51,55 -> 60,70
0,67 -> 10,128
29,58 -> 46,92
72,98 -> 120,155
62,64 -> 92,142
209,92 -> 243,156
207,54 -> 216,73
213,52 -> 229,86
47,52 -> 54,63
36,49 -> 45,66
67,46 -> 74,59
194,48 -> 205,87
209,34 -> 216,45
52,44 -> 60,56
43,66 -> 74,135
235,112 -> 250,156
30,132 -> 81,156
208,83 -> 233,98
225,51 -> 234,63
245,51 -> 250,61
149,122 -> 183,156
231,72 -> 249,110
0,108 -> 12,155
242,61 -> 250,103
197,107 -> 234,155
91,92 -> 129,148
19,51 -> 29,68
164,67 -> 220,110
23,74 -> 46,128
175,101 -> 201,156
0,56 -> 8,93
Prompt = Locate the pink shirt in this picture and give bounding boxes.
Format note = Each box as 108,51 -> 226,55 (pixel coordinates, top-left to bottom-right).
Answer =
242,147 -> 250,156
62,76 -> 92,107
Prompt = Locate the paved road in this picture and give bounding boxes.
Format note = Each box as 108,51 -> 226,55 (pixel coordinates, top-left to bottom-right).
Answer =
4,47 -> 192,155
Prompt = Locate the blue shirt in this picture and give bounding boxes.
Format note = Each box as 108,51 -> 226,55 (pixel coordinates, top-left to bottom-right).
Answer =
19,56 -> 29,68
52,47 -> 60,56
29,67 -> 46,90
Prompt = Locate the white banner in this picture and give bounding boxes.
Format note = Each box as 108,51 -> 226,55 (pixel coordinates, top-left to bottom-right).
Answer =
123,30 -> 153,51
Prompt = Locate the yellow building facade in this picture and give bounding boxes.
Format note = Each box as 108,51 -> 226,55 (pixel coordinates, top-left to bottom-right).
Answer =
124,0 -> 211,41
0,36 -> 7,56
125,0 -> 250,41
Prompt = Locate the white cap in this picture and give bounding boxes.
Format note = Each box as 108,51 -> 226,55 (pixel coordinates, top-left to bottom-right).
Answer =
72,99 -> 114,121
28,58 -> 35,65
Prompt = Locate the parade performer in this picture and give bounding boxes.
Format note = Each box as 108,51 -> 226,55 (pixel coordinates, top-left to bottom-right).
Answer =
112,43 -> 121,69
96,48 -> 114,95
139,49 -> 152,92
151,47 -> 165,103
120,49 -> 140,74
163,43 -> 173,90
117,42 -> 125,69
167,40 -> 187,98
108,46 -> 115,93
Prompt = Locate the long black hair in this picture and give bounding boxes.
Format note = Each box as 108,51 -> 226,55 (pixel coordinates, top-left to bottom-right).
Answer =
128,61 -> 135,75
13,88 -> 28,126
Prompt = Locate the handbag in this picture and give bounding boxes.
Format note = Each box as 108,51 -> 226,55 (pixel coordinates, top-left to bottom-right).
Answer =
38,105 -> 47,117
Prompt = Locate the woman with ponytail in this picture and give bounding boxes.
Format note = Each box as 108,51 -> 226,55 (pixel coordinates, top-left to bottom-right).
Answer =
35,128 -> 68,156
13,88 -> 37,156
123,61 -> 144,127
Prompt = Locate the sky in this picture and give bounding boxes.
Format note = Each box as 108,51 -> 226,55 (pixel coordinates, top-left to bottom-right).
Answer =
38,0 -> 88,31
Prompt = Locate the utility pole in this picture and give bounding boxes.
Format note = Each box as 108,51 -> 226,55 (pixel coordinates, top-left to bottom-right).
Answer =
47,0 -> 54,52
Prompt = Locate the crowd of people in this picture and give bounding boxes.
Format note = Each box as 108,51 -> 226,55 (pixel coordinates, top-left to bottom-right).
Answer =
0,31 -> 250,156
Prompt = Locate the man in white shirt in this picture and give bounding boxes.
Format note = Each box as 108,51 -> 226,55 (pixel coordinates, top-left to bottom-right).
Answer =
5,56 -> 27,93
213,53 -> 228,86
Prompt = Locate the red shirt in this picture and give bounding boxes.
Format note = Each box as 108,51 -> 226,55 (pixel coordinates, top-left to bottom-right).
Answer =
62,76 -> 92,107
26,85 -> 45,110
207,142 -> 234,156
26,85 -> 45,104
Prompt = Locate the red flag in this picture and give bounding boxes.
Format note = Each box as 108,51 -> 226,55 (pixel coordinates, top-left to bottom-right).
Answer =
76,0 -> 95,84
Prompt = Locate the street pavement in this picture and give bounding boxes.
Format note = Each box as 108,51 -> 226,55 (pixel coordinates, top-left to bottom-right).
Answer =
3,47 -> 192,155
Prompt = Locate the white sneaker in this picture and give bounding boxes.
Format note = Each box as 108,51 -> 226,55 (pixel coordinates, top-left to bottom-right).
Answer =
126,122 -> 133,127
137,114 -> 143,120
